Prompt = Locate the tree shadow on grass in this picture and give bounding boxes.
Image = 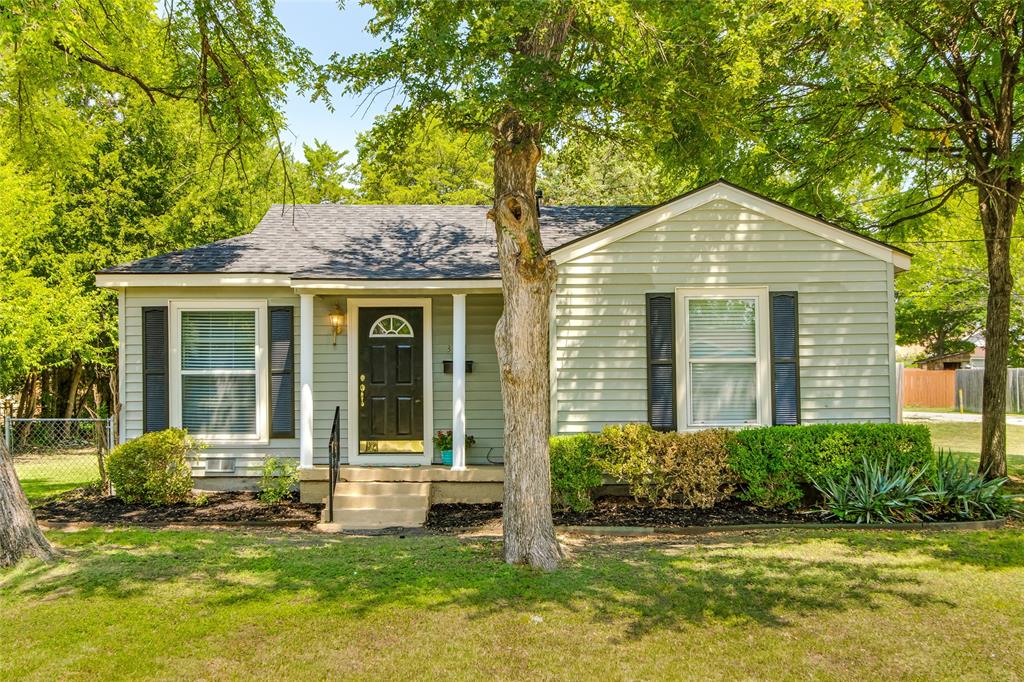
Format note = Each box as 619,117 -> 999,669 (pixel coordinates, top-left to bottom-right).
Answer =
817,524 -> 1024,571
1,527 -> 979,639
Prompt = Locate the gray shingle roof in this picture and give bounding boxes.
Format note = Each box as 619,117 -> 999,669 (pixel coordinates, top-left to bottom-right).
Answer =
101,204 -> 648,279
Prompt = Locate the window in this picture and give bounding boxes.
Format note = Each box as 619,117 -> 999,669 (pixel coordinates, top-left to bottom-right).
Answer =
678,288 -> 769,427
170,301 -> 267,441
369,314 -> 414,337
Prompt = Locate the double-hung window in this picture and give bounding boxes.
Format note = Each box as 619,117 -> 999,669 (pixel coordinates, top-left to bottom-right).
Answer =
678,288 -> 770,428
170,301 -> 268,442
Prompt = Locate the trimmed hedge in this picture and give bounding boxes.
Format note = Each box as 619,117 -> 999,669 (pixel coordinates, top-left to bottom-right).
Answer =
107,428 -> 198,505
549,434 -> 602,512
549,425 -> 738,510
593,424 -> 738,507
727,423 -> 934,508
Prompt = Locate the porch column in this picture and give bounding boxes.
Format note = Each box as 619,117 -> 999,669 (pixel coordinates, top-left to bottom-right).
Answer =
299,293 -> 314,469
452,293 -> 467,471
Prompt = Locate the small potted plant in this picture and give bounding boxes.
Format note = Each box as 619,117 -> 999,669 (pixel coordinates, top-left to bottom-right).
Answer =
433,430 -> 476,466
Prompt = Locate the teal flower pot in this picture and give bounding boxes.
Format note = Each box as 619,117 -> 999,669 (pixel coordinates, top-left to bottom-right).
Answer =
441,449 -> 453,466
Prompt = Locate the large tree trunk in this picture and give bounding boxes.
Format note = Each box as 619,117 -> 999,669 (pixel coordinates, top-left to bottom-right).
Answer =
491,112 -> 561,570
977,180 -> 1021,478
0,439 -> 59,567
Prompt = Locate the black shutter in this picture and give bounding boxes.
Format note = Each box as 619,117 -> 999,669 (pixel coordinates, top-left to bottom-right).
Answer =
142,306 -> 169,433
770,291 -> 801,425
269,306 -> 295,438
646,293 -> 676,431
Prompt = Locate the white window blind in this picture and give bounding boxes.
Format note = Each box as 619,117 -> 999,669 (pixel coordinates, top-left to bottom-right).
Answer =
180,310 -> 257,435
686,298 -> 759,426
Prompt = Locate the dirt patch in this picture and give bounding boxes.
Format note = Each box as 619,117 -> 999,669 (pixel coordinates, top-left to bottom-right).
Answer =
426,497 -> 817,532
34,488 -> 321,528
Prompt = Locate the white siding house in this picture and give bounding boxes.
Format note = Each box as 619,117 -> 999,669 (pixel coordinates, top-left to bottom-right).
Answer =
98,181 -> 910,510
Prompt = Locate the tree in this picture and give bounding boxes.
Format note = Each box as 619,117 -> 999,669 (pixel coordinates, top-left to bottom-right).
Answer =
895,197 -> 989,358
296,139 -> 355,204
0,437 -> 59,567
354,116 -> 492,204
539,137 -> 681,205
330,0 -> 738,568
0,0 -> 311,565
722,0 -> 1023,476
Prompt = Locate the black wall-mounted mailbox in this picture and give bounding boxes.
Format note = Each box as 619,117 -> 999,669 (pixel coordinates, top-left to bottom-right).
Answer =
442,360 -> 474,374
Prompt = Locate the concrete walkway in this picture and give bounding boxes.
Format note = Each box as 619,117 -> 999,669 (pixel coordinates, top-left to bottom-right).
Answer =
903,410 -> 1024,426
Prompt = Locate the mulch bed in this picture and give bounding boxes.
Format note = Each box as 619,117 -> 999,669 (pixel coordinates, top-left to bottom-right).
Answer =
34,489 -> 321,528
426,497 -> 816,532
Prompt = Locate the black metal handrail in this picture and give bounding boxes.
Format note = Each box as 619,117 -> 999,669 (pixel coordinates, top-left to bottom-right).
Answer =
327,405 -> 341,523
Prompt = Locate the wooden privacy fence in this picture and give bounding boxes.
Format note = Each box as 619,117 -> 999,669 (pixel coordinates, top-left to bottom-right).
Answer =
954,368 -> 1024,414
902,369 -> 956,408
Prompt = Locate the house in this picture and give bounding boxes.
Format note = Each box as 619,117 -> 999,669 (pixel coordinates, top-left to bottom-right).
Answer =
95,180 -> 911,528
914,351 -> 974,371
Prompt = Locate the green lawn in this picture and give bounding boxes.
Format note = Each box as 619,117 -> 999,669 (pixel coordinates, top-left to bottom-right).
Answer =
924,422 -> 1024,477
13,452 -> 101,502
3,526 -> 1023,680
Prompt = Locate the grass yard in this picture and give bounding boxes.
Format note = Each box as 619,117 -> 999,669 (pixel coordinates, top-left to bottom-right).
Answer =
3,526 -> 1023,680
924,422 -> 1024,478
13,452 -> 102,502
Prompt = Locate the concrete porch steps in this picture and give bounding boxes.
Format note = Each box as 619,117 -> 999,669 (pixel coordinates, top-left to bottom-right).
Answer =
318,481 -> 430,530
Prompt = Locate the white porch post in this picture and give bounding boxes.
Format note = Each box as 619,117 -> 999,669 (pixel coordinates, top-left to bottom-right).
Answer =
452,293 -> 467,471
299,293 -> 315,469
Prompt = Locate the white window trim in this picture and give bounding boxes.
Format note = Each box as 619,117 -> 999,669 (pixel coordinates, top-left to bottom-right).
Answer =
675,287 -> 771,429
368,314 -> 415,338
169,299 -> 269,444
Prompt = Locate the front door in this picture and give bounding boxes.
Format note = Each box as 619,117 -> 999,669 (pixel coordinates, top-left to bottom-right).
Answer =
357,307 -> 424,455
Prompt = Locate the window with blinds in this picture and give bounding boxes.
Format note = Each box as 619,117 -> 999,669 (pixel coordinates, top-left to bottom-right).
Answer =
685,297 -> 760,426
180,310 -> 257,435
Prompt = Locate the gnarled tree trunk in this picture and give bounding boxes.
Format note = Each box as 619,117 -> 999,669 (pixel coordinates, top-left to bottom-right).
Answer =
491,112 -> 561,570
978,177 -> 1022,478
0,440 -> 59,567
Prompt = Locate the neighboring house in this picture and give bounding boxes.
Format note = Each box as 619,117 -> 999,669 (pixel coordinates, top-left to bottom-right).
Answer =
95,180 -> 911,528
914,351 -> 974,371
913,346 -> 986,371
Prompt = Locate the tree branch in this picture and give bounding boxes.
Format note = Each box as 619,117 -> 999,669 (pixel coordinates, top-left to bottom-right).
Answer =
51,39 -> 187,104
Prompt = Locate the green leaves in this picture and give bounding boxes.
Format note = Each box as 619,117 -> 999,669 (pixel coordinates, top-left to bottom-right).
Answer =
814,452 -> 1023,523
813,457 -> 930,524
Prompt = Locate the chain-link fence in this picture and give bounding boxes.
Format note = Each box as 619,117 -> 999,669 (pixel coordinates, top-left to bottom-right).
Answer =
4,417 -> 113,502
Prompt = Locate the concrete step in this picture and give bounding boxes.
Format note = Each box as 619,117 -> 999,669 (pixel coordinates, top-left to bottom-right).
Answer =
332,493 -> 429,511
339,466 -> 436,482
334,481 -> 431,496
319,506 -> 427,529
318,480 -> 431,531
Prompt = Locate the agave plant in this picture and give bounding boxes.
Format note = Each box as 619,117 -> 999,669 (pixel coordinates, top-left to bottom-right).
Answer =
813,456 -> 929,524
926,451 -> 1017,520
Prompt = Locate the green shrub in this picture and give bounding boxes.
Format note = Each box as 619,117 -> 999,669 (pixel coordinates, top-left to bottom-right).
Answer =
594,423 -> 663,504
728,423 -> 934,508
549,434 -> 602,512
658,429 -> 738,508
591,424 -> 737,507
258,457 -> 299,504
107,429 -> 197,505
813,457 -> 930,524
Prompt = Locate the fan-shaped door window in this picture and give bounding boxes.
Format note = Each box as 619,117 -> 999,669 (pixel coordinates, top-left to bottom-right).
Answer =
369,314 -> 414,338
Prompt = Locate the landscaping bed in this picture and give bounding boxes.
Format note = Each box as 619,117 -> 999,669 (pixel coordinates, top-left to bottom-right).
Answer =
33,488 -> 321,528
426,497 -> 814,532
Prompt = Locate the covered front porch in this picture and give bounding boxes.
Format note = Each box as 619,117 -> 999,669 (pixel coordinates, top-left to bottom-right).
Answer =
291,282 -> 506,515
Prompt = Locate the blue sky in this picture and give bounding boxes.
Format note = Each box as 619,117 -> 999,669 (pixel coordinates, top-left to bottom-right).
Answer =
274,0 -> 388,157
